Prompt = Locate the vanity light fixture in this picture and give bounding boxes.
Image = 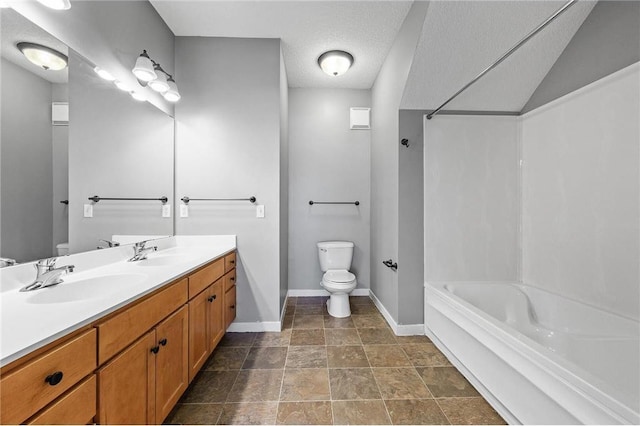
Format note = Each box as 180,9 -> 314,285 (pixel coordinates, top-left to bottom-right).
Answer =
94,67 -> 115,81
132,50 -> 157,82
130,91 -> 146,102
318,50 -> 354,76
36,0 -> 71,10
148,65 -> 170,93
114,80 -> 129,91
163,76 -> 181,103
17,42 -> 67,71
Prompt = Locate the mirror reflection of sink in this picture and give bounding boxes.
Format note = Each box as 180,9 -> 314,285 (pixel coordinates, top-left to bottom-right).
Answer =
135,254 -> 194,267
26,273 -> 146,304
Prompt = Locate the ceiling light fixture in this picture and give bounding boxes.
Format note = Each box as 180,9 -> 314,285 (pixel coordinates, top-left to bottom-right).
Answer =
36,0 -> 71,10
94,67 -> 115,81
132,50 -> 157,82
17,42 -> 67,71
318,50 -> 354,76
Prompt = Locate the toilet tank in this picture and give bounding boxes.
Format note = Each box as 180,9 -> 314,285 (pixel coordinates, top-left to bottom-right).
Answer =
317,241 -> 354,271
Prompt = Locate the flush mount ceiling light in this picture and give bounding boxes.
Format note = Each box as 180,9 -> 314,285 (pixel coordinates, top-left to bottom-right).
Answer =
132,50 -> 157,82
36,0 -> 71,10
17,42 -> 67,71
318,50 -> 354,76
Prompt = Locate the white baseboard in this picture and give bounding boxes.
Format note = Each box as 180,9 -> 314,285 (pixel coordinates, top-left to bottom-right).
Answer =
226,322 -> 281,332
370,291 -> 425,336
287,288 -> 370,297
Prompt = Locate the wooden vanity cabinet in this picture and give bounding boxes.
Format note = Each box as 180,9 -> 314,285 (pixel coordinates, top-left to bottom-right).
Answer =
97,306 -> 188,425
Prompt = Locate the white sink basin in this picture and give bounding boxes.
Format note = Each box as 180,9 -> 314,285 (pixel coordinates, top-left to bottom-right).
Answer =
135,254 -> 194,267
26,273 -> 146,304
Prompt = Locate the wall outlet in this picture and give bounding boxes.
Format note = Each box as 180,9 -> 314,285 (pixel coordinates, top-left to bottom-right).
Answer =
162,204 -> 171,218
256,205 -> 265,218
180,204 -> 189,218
83,204 -> 93,218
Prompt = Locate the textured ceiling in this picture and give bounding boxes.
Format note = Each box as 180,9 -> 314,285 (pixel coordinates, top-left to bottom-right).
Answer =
1,8 -> 68,84
401,0 -> 597,111
150,0 -> 412,89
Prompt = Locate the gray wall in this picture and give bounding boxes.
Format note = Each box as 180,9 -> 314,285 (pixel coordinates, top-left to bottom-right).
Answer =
51,83 -> 68,252
175,37 -> 284,324
370,1 -> 429,321
288,88 -> 371,291
398,110 -> 425,325
522,0 -> 640,113
279,49 -> 289,313
68,52 -> 174,253
13,1 -> 176,116
1,58 -> 53,262
424,116 -> 519,282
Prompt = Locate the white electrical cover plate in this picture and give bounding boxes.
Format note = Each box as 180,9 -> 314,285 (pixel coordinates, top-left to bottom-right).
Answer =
162,204 -> 171,218
256,205 -> 265,218
180,204 -> 189,218
83,204 -> 93,218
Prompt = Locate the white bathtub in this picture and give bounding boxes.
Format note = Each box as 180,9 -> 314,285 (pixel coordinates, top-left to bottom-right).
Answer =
424,281 -> 639,424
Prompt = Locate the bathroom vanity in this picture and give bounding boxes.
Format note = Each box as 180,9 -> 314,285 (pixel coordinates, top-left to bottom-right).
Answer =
0,236 -> 237,424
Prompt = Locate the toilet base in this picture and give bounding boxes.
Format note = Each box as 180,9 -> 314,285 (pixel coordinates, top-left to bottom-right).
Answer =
326,293 -> 351,318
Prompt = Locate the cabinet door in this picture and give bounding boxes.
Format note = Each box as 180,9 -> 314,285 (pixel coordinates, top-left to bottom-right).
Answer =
188,289 -> 209,383
97,331 -> 156,425
225,285 -> 237,329
208,279 -> 225,350
155,306 -> 189,425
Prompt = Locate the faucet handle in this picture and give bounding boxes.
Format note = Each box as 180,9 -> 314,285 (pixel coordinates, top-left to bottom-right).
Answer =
98,239 -> 120,248
37,257 -> 57,267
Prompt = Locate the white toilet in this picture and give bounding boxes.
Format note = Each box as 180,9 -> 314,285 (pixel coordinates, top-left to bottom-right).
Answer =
317,241 -> 357,318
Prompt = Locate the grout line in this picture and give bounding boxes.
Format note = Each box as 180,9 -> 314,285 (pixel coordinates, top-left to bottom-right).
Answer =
364,348 -> 393,424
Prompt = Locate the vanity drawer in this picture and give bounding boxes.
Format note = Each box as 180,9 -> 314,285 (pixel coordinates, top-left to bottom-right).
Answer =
188,258 -> 224,297
27,375 -> 97,425
224,252 -> 236,273
0,329 -> 97,424
223,270 -> 236,293
96,278 -> 188,365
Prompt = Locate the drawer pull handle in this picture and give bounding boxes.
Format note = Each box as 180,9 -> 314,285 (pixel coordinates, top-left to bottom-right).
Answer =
208,295 -> 215,302
45,371 -> 64,386
230,277 -> 235,281
230,305 -> 235,309
159,338 -> 168,346
150,346 -> 160,354
230,260 -> 235,264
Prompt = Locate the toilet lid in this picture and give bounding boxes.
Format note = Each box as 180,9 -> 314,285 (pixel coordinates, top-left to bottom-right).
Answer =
324,270 -> 355,283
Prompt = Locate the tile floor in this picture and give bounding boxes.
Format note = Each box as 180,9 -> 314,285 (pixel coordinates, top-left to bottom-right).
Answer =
166,296 -> 506,425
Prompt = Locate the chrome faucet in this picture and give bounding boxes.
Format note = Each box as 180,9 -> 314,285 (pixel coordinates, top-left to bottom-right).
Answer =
97,239 -> 120,249
20,258 -> 75,292
128,241 -> 158,262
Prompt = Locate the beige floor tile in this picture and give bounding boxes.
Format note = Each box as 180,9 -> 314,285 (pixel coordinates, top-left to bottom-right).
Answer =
394,335 -> 431,345
350,304 -> 381,315
293,315 -> 325,329
253,330 -> 292,347
329,368 -> 381,400
227,369 -> 283,402
219,332 -> 257,347
204,347 -> 250,371
286,346 -> 328,368
384,399 -> 450,425
242,347 -> 288,369
352,315 -> 388,328
296,296 -> 328,305
437,397 -> 506,425
323,316 -> 355,329
182,371 -> 239,403
325,328 -> 362,345
327,345 -> 369,368
295,305 -> 324,315
331,400 -> 391,425
349,296 -> 375,306
280,368 -> 330,401
166,403 -> 223,425
358,328 -> 397,345
291,329 -> 326,345
416,367 -> 480,397
372,368 -> 431,399
282,315 -> 294,330
276,401 -> 333,425
218,402 -> 278,425
402,343 -> 451,367
364,345 -> 412,367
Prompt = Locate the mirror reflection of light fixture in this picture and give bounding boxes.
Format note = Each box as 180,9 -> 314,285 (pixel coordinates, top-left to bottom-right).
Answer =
148,65 -> 170,93
17,42 -> 68,71
318,50 -> 354,76
36,0 -> 71,10
94,67 -> 115,81
132,50 -> 157,82
130,91 -> 146,102
163,76 -> 181,103
114,80 -> 129,91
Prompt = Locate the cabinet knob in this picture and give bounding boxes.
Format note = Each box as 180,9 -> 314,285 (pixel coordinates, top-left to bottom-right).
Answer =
45,371 -> 64,386
230,260 -> 235,264
230,305 -> 235,309
208,295 -> 216,302
230,277 -> 235,281
150,346 -> 160,354
159,338 -> 168,346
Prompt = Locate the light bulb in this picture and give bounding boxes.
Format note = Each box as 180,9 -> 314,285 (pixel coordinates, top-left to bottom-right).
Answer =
148,69 -> 169,93
163,78 -> 180,102
132,51 -> 157,82
318,50 -> 354,76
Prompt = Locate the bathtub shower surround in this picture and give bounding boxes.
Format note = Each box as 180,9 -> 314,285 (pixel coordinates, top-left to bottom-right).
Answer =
423,63 -> 640,424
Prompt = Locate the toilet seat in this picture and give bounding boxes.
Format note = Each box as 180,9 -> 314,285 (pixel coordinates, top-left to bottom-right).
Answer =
323,270 -> 355,283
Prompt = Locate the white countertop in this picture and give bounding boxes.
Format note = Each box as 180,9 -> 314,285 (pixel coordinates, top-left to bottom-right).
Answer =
0,235 -> 236,367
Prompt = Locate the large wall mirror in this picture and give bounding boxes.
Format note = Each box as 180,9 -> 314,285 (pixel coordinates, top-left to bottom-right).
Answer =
1,9 -> 174,263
